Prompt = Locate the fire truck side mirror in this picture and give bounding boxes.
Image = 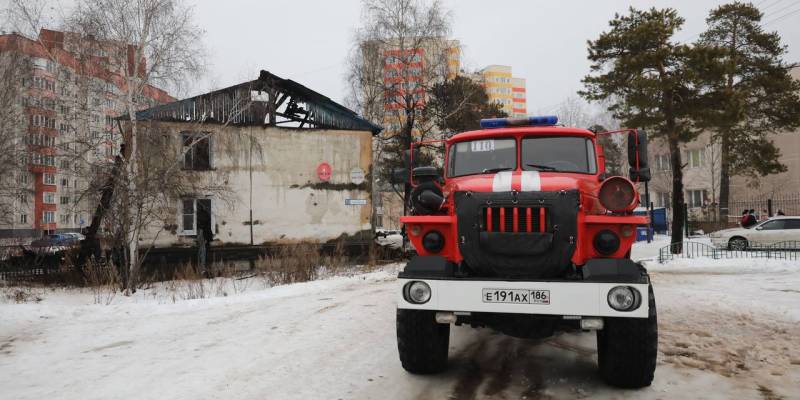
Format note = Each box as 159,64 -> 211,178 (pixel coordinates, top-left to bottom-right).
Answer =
627,129 -> 651,182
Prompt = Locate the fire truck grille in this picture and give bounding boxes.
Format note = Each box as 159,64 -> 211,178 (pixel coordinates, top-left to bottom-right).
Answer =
454,190 -> 579,279
481,207 -> 548,233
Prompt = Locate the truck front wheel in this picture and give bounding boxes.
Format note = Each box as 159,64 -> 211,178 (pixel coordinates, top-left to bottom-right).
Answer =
396,309 -> 449,374
596,285 -> 658,388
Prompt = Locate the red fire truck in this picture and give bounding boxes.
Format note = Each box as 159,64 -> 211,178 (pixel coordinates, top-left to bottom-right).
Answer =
395,116 -> 656,388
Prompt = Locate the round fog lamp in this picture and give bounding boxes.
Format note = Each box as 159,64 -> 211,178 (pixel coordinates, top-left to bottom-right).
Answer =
594,230 -> 620,255
422,231 -> 445,253
607,286 -> 641,311
405,281 -> 431,304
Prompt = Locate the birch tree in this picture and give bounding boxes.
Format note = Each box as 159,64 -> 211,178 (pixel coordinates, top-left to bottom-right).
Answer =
0,46 -> 30,229
346,0 -> 452,209
71,0 -> 205,290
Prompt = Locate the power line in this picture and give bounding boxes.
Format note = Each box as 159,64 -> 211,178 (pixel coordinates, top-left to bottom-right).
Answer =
763,5 -> 800,25
762,0 -> 800,18
759,0 -> 789,11
679,1 -> 800,43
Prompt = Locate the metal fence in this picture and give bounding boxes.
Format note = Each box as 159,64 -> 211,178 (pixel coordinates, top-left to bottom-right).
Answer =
728,193 -> 800,223
658,241 -> 800,263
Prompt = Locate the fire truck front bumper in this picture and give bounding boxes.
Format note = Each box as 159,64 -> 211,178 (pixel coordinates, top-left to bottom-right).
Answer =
397,256 -> 650,319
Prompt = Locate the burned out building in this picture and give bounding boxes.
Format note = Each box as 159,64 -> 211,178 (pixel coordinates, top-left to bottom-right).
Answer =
122,71 -> 381,250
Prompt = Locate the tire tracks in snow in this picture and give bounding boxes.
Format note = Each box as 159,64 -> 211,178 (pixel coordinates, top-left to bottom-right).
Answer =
443,331 -> 598,399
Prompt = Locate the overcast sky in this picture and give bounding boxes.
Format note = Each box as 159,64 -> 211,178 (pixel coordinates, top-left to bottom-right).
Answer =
184,1 -> 800,113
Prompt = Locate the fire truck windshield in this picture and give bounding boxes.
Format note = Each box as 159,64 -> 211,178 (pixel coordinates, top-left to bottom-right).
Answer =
447,138 -> 516,177
521,136 -> 597,174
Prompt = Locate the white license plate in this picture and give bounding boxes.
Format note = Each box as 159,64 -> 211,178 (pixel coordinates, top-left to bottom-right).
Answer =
482,288 -> 550,305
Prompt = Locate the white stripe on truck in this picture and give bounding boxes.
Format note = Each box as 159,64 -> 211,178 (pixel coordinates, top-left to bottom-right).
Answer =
492,171 -> 513,192
520,171 -> 541,191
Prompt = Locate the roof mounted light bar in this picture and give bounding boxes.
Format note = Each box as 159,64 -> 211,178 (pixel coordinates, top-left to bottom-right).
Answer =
480,115 -> 558,129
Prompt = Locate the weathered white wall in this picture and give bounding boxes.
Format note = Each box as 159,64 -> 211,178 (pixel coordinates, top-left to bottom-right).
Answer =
138,122 -> 373,247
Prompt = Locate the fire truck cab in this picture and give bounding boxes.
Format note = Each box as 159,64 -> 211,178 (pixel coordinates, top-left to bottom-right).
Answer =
395,116 -> 657,388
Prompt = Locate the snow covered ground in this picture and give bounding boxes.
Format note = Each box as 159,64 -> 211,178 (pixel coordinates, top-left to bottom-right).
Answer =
1,236 -> 799,399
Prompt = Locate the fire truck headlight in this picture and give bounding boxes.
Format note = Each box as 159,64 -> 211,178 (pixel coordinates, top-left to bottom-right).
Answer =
593,230 -> 620,255
599,176 -> 637,212
607,286 -> 641,311
404,281 -> 432,304
422,231 -> 445,253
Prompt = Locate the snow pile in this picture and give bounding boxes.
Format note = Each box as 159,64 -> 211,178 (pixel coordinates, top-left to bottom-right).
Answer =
645,256 -> 798,274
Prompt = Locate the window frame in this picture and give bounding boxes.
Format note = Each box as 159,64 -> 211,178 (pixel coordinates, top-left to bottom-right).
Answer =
687,189 -> 708,208
758,220 -> 785,231
42,211 -> 55,224
180,198 -> 196,235
520,135 -> 597,175
178,197 -> 215,236
181,132 -> 213,171
446,138 -> 518,178
688,149 -> 705,169
783,219 -> 800,230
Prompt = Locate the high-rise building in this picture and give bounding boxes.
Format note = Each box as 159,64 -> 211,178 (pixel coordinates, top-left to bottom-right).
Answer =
472,65 -> 527,118
0,29 -> 173,241
378,38 -> 461,138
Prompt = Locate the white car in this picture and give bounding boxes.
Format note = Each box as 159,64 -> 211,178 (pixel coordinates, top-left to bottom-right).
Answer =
709,216 -> 800,249
374,229 -> 403,250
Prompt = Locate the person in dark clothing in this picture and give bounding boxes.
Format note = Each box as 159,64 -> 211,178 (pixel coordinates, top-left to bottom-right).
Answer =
745,209 -> 757,227
740,210 -> 749,227
777,209 -> 786,216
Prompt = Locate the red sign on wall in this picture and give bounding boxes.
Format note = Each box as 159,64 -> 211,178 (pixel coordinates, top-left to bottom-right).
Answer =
317,163 -> 332,181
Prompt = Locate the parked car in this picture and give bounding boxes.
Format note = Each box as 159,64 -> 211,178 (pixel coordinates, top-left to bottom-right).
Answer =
709,216 -> 800,250
374,229 -> 403,250
28,233 -> 82,255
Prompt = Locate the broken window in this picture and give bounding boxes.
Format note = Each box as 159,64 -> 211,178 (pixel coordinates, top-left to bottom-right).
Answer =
182,132 -> 211,170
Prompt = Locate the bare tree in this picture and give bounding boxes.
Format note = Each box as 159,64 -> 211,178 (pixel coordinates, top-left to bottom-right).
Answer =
0,45 -> 30,232
554,96 -> 626,176
69,0 -> 205,291
345,0 -> 453,212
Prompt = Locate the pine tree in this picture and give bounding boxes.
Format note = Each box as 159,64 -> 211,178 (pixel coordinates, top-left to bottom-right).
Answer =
695,2 -> 800,222
424,75 -> 507,136
581,7 -> 707,252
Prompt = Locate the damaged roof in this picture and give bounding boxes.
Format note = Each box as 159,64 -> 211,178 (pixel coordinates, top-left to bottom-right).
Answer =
131,70 -> 382,135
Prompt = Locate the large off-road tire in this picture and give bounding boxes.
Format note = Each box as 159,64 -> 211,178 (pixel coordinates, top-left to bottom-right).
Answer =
597,284 -> 658,388
397,309 -> 449,374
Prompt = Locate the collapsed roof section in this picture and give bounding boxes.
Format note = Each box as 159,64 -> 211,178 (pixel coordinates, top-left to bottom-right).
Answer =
133,70 -> 382,135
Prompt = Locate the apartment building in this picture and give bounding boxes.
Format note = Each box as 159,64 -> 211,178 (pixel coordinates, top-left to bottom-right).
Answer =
647,67 -> 800,222
729,67 -> 800,200
471,65 -> 527,118
0,29 -> 173,242
647,132 -> 720,220
379,37 -> 461,138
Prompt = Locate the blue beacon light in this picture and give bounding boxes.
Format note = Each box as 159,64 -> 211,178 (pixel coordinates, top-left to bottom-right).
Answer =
480,115 -> 559,129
